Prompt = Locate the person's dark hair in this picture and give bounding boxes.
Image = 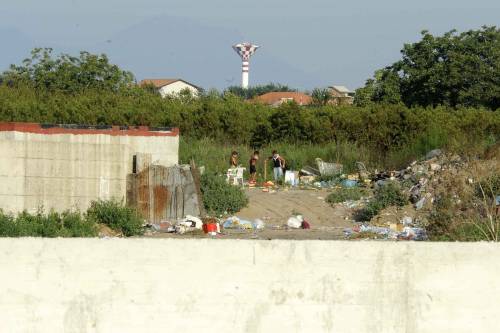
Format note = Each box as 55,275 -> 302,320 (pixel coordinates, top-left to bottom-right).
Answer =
254,150 -> 259,155
231,151 -> 238,156
272,150 -> 277,155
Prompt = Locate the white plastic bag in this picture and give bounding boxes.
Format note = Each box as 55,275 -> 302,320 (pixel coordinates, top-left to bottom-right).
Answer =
287,216 -> 302,229
253,219 -> 265,230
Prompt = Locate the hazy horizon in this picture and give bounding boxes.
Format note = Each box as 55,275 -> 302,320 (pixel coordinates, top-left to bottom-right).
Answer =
1,0 -> 498,90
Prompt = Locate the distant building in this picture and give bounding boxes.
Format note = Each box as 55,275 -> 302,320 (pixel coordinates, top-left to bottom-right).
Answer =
139,79 -> 201,98
254,92 -> 312,107
329,85 -> 355,105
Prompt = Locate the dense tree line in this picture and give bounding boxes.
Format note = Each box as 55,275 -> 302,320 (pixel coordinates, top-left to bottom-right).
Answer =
0,48 -> 134,93
0,33 -> 498,162
355,26 -> 500,109
224,83 -> 296,99
0,84 -> 497,157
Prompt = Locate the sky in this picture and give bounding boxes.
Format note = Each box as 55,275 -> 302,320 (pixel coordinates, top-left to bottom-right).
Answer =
0,0 -> 499,90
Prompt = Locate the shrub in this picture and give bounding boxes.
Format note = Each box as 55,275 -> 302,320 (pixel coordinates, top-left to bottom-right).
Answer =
326,188 -> 367,204
0,212 -> 17,236
200,173 -> 248,216
86,200 -> 144,236
475,173 -> 500,200
374,182 -> 407,207
0,209 -> 98,237
356,182 -> 407,221
59,211 -> 99,237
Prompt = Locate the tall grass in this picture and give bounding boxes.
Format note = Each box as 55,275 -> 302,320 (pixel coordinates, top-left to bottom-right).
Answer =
180,137 -> 447,177
0,200 -> 144,237
179,137 -> 372,177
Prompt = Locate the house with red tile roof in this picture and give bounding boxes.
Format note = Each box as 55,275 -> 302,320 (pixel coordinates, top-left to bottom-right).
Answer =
253,92 -> 312,107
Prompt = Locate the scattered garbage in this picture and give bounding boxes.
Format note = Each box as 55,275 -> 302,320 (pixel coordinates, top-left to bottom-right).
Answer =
284,171 -> 299,186
223,216 -> 254,229
398,227 -> 427,241
253,219 -> 266,230
175,224 -> 196,234
425,149 -> 442,160
222,217 -> 266,230
150,221 -> 173,233
299,175 -> 316,184
179,215 -> 203,229
343,200 -> 362,209
202,221 -> 219,234
356,162 -> 370,181
343,224 -> 427,241
287,215 -> 303,229
341,179 -> 358,188
415,197 -> 426,210
401,216 -> 413,226
300,166 -> 320,176
316,158 -> 343,176
301,220 -> 311,229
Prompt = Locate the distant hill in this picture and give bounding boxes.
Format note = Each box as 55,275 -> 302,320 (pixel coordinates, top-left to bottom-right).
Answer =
0,17 -> 319,90
88,16 -> 318,90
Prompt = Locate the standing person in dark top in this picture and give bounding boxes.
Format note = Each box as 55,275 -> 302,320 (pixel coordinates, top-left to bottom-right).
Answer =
249,150 -> 259,184
269,150 -> 286,182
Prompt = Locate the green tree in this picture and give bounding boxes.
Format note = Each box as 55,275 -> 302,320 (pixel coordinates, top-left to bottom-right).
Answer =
357,26 -> 500,109
225,83 -> 296,99
1,48 -> 134,93
311,88 -> 332,106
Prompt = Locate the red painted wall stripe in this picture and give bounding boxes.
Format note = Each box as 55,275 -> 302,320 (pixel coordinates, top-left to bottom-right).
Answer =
0,122 -> 179,137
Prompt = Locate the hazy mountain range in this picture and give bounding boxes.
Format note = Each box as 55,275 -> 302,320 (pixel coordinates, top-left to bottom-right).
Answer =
1,16 -> 320,90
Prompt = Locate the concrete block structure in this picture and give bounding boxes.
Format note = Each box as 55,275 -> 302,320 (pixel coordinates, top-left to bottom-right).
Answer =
0,123 -> 179,214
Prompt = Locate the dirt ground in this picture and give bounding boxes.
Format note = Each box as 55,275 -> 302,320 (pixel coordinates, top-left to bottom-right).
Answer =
148,187 -> 355,240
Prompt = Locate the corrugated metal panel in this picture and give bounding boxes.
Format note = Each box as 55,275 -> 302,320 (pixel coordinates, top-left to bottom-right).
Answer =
127,165 -> 202,223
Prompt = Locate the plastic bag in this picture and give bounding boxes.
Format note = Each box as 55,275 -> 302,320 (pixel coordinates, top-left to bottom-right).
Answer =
287,216 -> 302,229
253,219 -> 265,230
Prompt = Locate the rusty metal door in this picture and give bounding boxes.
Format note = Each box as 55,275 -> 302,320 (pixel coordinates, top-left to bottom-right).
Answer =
127,165 -> 201,223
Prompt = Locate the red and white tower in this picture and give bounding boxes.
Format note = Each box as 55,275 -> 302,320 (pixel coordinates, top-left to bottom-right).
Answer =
232,43 -> 259,89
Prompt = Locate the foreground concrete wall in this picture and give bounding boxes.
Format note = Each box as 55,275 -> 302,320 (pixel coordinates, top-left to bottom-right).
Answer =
0,123 -> 179,214
0,239 -> 498,333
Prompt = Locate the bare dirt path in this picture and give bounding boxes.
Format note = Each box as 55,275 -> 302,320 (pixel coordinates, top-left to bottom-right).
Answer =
239,187 -> 352,228
148,187 -> 354,240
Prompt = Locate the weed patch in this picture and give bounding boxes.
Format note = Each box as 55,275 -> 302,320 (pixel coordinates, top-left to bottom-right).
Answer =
201,173 -> 248,216
86,200 -> 144,236
356,182 -> 407,221
326,188 -> 367,204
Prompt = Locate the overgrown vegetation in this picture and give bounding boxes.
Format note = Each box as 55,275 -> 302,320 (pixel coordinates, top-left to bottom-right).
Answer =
425,159 -> 499,241
326,188 -> 367,204
355,26 -> 500,109
0,46 -> 498,173
200,173 -> 248,216
86,200 -> 144,236
356,182 -> 407,221
224,83 -> 296,100
0,200 -> 144,237
0,210 -> 97,237
0,83 -> 497,170
0,29 -> 498,240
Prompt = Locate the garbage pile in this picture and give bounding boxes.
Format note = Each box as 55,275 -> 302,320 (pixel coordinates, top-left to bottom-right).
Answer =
146,212 -> 315,237
342,149 -> 473,241
287,215 -> 311,229
223,216 -> 265,230
371,149 -> 466,211
343,217 -> 428,241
